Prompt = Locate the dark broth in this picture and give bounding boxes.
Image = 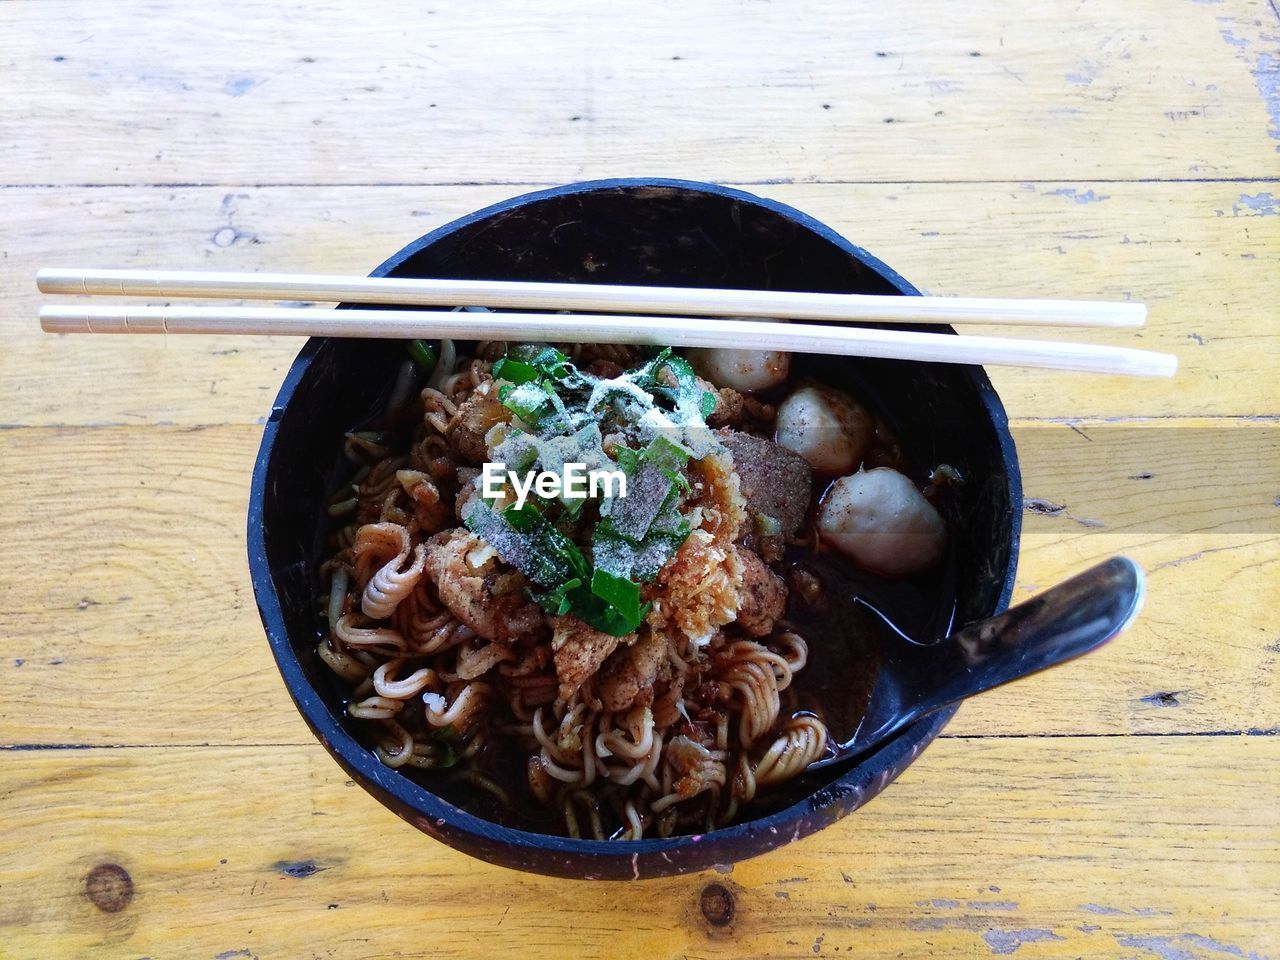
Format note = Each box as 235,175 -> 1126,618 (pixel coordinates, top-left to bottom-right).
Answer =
782,545 -> 958,751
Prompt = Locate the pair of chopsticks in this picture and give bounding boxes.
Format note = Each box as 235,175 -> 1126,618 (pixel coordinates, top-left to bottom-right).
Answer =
36,268 -> 1176,377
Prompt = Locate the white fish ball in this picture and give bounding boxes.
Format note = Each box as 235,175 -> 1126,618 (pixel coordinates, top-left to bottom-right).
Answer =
774,385 -> 873,473
818,467 -> 946,577
689,347 -> 790,393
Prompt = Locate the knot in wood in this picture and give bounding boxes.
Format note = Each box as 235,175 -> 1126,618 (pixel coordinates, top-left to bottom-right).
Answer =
84,863 -> 133,913
699,882 -> 735,927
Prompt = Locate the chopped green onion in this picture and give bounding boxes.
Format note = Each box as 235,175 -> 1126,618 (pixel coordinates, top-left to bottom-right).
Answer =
613,445 -> 643,475
428,724 -> 461,768
406,340 -> 438,372
532,577 -> 582,617
628,348 -> 718,425
507,344 -> 578,383
498,381 -> 565,431
603,436 -> 691,542
501,503 -> 590,581
754,513 -> 783,538
463,500 -> 588,588
563,582 -> 641,637
492,356 -> 541,385
589,569 -> 643,626
434,743 -> 461,768
643,435 -> 692,473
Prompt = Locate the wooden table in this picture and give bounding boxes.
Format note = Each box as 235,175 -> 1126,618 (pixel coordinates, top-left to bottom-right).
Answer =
2,2 -> 1277,956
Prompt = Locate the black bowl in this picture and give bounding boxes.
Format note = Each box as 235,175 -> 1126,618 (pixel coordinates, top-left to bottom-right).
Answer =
248,179 -> 1022,879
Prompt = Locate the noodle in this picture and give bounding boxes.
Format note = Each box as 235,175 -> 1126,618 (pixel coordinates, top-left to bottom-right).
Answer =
372,659 -> 437,700
354,522 -> 428,619
753,714 -> 829,787
334,613 -> 407,654
316,341 -> 835,839
392,577 -> 474,656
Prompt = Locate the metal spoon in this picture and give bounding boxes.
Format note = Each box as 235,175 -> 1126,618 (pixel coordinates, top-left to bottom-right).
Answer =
812,556 -> 1145,768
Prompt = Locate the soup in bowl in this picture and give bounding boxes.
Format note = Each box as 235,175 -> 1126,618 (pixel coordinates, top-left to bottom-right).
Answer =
248,179 -> 1021,879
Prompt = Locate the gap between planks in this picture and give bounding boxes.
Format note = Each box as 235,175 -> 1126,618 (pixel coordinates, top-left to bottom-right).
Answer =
3,177 -> 1280,190
3,730 -> 1276,752
3,415 -> 1278,431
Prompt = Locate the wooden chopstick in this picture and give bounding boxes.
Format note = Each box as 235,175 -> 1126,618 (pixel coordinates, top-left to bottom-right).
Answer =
38,304 -> 1178,377
35,268 -> 1147,329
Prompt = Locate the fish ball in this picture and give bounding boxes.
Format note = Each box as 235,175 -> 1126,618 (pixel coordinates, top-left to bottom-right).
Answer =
689,347 -> 790,393
818,467 -> 946,577
775,385 -> 873,473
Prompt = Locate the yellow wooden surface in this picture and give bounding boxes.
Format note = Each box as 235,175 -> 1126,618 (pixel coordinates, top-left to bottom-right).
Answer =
5,181 -> 1280,423
1,1 -> 1278,958
3,739 -> 1277,958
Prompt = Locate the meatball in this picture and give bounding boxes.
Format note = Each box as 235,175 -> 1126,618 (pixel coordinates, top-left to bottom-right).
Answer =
715,429 -> 813,541
689,347 -> 790,393
775,385 -> 873,474
817,468 -> 946,577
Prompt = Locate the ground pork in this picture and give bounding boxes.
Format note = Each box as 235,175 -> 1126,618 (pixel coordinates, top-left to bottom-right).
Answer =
733,546 -> 788,637
447,383 -> 509,465
550,616 -> 630,701
422,527 -> 545,644
594,629 -> 668,713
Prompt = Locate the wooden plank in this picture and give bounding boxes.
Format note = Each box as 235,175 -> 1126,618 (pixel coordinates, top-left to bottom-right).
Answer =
4,180 -> 1278,426
2,0 -> 1278,185
0,738 -> 1274,958
0,424 -> 303,746
0,422 -> 1275,747
3,0 -> 1275,952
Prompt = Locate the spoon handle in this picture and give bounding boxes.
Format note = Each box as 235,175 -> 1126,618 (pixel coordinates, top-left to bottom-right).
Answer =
911,555 -> 1145,725
834,556 -> 1146,761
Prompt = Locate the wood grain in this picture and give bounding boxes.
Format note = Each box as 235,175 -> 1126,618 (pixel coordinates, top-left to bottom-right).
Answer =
4,0 -> 1279,951
1,422 -> 1274,748
0,738 -> 1274,958
2,0 -> 1278,185
4,180 -> 1278,426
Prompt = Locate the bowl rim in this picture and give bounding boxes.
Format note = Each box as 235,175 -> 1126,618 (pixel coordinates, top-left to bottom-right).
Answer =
248,177 -> 1023,872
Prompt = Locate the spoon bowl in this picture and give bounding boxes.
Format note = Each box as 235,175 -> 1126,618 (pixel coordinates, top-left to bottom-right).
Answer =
814,556 -> 1145,769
